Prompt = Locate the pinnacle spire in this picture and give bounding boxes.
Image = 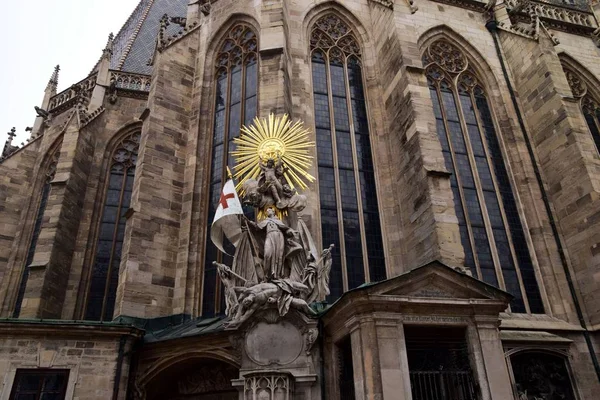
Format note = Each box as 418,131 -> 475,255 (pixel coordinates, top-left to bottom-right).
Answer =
46,65 -> 60,92
102,32 -> 114,60
2,127 -> 17,158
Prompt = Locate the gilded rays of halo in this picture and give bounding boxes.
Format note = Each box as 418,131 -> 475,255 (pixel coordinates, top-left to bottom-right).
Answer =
231,114 -> 316,192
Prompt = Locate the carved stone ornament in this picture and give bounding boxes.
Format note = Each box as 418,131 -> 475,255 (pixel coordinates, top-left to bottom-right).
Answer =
563,68 -> 587,98
211,114 -> 334,330
244,372 -> 292,400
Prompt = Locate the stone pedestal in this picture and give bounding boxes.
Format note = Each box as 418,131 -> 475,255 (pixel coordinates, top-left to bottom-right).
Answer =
230,308 -> 321,400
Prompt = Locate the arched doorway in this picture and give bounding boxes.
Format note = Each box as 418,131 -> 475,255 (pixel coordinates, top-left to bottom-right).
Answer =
145,358 -> 238,400
509,350 -> 577,400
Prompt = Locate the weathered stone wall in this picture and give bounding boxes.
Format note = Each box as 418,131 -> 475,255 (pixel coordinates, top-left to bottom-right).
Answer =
0,326 -> 138,400
499,30 -> 600,327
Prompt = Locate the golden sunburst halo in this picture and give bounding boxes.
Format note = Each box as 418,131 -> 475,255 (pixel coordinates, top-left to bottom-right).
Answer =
231,114 -> 316,192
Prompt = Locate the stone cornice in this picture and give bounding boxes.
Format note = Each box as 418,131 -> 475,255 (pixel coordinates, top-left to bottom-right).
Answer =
0,319 -> 144,339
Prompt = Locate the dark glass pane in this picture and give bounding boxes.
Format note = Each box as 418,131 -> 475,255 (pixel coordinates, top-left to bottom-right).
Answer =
230,69 -> 242,104
430,88 -> 443,119
441,90 -> 460,121
467,124 -> 486,157
215,76 -> 228,111
330,64 -> 346,97
16,395 -> 36,400
476,95 -> 544,313
14,182 -> 51,317
339,169 -> 358,211
42,374 -> 65,392
352,99 -> 369,135
210,144 -> 224,183
472,226 -> 498,286
447,121 -> 467,153
314,94 -> 331,128
201,263 -> 217,317
312,61 -> 328,94
463,188 -> 484,226
455,153 -> 475,188
475,157 -> 494,191
343,211 -> 365,289
17,375 -> 40,392
359,171 -> 378,212
459,94 -> 477,125
321,209 -> 343,301
333,97 -> 350,132
213,109 -> 226,145
244,96 -> 257,126
436,120 -> 450,151
584,112 -> 600,152
336,130 -> 354,170
355,134 -> 373,172
318,167 -> 337,210
348,63 -> 364,100
317,129 -> 334,167
245,62 -> 257,97
228,102 -> 241,138
364,212 -> 386,282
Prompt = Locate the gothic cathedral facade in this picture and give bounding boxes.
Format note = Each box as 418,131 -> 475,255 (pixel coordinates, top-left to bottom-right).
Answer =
1,0 -> 600,399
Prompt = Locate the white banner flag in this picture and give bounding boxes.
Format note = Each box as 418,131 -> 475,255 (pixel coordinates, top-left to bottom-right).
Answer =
211,179 -> 244,255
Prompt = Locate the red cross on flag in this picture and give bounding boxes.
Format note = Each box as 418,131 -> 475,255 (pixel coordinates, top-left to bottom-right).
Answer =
210,179 -> 244,255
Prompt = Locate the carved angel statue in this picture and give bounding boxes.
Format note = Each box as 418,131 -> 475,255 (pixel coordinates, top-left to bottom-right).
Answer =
258,154 -> 287,208
225,280 -> 315,329
303,244 -> 334,303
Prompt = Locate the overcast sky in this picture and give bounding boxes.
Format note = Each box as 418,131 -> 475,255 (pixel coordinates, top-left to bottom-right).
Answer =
0,0 -> 141,149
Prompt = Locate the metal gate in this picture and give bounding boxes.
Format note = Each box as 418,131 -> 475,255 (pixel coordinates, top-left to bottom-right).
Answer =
409,370 -> 478,400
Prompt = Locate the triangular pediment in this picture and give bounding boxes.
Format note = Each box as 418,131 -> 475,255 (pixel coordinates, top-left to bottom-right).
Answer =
366,261 -> 511,302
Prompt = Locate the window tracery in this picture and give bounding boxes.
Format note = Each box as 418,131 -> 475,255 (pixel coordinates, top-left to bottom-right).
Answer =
509,351 -> 576,400
562,65 -> 600,154
202,24 -> 258,317
13,146 -> 61,317
84,131 -> 140,321
424,39 -> 544,313
310,14 -> 386,300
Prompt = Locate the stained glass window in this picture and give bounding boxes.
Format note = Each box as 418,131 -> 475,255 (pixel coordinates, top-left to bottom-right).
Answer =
311,14 -> 386,300
562,66 -> 600,155
424,40 -> 544,313
202,24 -> 258,317
85,131 -> 140,321
13,146 -> 60,318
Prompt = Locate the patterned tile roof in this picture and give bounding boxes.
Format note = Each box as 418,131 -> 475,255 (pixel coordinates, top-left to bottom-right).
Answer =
98,0 -> 188,74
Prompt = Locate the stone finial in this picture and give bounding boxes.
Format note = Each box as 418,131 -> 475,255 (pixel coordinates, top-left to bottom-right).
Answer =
102,32 -> 114,60
2,127 -> 17,158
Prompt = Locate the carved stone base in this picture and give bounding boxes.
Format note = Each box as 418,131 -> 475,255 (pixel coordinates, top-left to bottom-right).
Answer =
229,308 -> 321,400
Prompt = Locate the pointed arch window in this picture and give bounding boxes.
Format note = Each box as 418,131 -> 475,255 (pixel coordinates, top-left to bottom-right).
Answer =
202,24 -> 258,317
13,147 -> 60,317
310,14 -> 386,300
424,40 -> 544,313
562,66 -> 600,154
84,131 -> 140,321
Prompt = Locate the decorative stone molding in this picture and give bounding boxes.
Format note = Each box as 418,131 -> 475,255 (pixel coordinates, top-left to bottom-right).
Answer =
243,372 -> 292,400
48,73 -> 97,114
110,71 -> 151,92
369,0 -> 395,10
505,0 -> 597,34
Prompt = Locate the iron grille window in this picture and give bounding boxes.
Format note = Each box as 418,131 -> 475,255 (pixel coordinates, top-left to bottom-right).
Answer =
202,24 -> 258,317
13,146 -> 60,317
9,369 -> 69,400
510,351 -> 576,400
85,131 -> 140,321
424,40 -> 544,313
310,14 -> 386,301
562,66 -> 600,155
405,326 -> 477,400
